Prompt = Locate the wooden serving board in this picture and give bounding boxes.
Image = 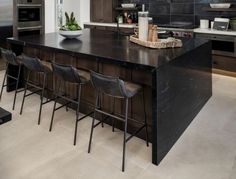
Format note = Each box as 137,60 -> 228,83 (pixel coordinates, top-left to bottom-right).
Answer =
130,35 -> 183,49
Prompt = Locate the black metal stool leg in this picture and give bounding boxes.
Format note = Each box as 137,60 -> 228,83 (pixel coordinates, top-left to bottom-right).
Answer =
142,89 -> 149,147
0,63 -> 9,101
64,81 -> 69,112
112,97 -> 116,132
100,96 -> 104,128
12,65 -> 22,110
38,73 -> 47,125
88,94 -> 99,153
122,98 -> 129,172
49,80 -> 61,132
20,71 -> 31,115
74,84 -> 82,146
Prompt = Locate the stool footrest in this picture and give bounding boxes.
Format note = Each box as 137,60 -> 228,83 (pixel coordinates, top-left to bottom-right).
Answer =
55,101 -> 72,111
93,115 -> 110,128
126,124 -> 146,143
25,89 -> 41,97
95,109 -> 125,122
78,111 -> 93,121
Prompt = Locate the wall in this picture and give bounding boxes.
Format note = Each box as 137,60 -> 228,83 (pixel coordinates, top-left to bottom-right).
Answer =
79,0 -> 90,27
44,0 -> 90,32
45,0 -> 56,33
119,0 -> 236,26
62,0 -> 80,25
61,0 -> 90,28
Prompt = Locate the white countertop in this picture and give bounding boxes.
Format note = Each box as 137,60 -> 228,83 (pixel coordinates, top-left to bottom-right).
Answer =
84,22 -> 194,32
194,28 -> 236,36
84,22 -> 236,36
84,22 -> 137,28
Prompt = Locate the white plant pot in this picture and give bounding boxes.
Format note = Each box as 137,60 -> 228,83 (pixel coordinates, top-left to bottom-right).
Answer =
59,30 -> 83,39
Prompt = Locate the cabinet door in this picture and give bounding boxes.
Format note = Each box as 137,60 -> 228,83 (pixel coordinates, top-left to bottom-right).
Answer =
102,0 -> 113,23
91,0 -> 103,22
91,0 -> 113,23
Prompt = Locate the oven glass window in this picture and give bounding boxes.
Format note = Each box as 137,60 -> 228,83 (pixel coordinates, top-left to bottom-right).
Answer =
18,8 -> 40,22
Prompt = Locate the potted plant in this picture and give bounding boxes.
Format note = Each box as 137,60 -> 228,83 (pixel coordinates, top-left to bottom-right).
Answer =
59,12 -> 82,39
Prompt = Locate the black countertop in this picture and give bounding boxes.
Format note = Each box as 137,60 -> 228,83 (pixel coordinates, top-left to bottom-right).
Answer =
7,29 -> 208,69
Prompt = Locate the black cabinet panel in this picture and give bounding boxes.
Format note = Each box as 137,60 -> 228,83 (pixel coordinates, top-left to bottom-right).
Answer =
117,0 -> 236,26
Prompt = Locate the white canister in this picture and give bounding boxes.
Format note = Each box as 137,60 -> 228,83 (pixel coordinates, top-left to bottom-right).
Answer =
200,19 -> 209,29
138,11 -> 149,41
211,21 -> 214,29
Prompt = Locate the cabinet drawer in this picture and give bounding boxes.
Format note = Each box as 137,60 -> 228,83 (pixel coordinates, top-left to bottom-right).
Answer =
213,55 -> 236,72
195,33 -> 235,42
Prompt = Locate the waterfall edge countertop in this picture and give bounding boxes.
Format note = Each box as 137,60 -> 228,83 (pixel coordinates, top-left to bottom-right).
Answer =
7,29 -> 208,70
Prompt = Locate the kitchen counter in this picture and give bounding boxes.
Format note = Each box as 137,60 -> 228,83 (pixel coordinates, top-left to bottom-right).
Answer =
8,29 -> 208,70
7,29 -> 212,166
194,28 -> 236,36
84,22 -> 137,29
84,22 -> 194,32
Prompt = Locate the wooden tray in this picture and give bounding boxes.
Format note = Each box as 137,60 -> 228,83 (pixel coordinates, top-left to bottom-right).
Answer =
129,35 -> 183,49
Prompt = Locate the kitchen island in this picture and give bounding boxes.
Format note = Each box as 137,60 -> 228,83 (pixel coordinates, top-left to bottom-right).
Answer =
7,29 -> 212,165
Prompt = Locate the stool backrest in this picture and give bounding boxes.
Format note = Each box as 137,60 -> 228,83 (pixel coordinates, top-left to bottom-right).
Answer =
90,71 -> 127,98
0,48 -> 19,66
20,54 -> 44,72
52,63 -> 81,83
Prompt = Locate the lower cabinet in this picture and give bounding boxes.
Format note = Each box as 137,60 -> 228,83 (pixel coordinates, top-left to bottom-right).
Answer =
213,55 -> 236,77
195,33 -> 236,77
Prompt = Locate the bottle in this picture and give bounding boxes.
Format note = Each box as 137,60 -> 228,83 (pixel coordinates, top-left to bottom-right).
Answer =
152,25 -> 158,42
117,14 -> 123,24
148,24 -> 153,42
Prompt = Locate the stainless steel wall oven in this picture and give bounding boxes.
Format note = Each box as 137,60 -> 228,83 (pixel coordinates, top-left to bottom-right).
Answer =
13,0 -> 44,36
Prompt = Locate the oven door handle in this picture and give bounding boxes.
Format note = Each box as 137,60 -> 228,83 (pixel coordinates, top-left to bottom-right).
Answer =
17,26 -> 42,30
17,4 -> 42,7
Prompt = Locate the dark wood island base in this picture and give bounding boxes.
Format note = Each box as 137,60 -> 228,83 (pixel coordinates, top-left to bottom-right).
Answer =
7,29 -> 212,165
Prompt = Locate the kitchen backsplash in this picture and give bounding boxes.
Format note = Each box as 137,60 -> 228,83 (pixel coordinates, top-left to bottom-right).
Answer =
118,0 -> 236,26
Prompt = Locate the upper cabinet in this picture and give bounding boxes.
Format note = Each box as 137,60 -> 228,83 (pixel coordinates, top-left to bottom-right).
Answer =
90,0 -> 116,23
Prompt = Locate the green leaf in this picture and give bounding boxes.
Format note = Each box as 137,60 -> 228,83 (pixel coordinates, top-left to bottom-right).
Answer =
65,12 -> 70,25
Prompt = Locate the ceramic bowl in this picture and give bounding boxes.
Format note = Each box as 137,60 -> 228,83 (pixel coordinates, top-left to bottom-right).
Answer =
59,30 -> 83,39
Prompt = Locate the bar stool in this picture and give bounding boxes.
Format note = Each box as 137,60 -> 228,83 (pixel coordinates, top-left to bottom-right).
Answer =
19,54 -> 52,125
0,48 -> 22,110
49,63 -> 92,145
88,71 -> 149,172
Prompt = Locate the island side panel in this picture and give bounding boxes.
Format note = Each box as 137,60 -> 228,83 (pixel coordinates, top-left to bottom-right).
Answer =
155,42 -> 212,164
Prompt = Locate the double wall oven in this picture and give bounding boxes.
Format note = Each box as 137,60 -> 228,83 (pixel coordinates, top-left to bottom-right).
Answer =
13,0 -> 44,36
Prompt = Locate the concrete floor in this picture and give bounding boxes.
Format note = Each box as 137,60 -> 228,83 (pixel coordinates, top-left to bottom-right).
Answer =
0,70 -> 236,179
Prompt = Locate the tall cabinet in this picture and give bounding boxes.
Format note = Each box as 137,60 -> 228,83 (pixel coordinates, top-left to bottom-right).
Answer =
90,0 -> 116,23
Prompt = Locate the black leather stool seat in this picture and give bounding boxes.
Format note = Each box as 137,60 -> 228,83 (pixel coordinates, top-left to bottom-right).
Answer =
76,69 -> 90,83
123,81 -> 142,98
41,61 -> 53,73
